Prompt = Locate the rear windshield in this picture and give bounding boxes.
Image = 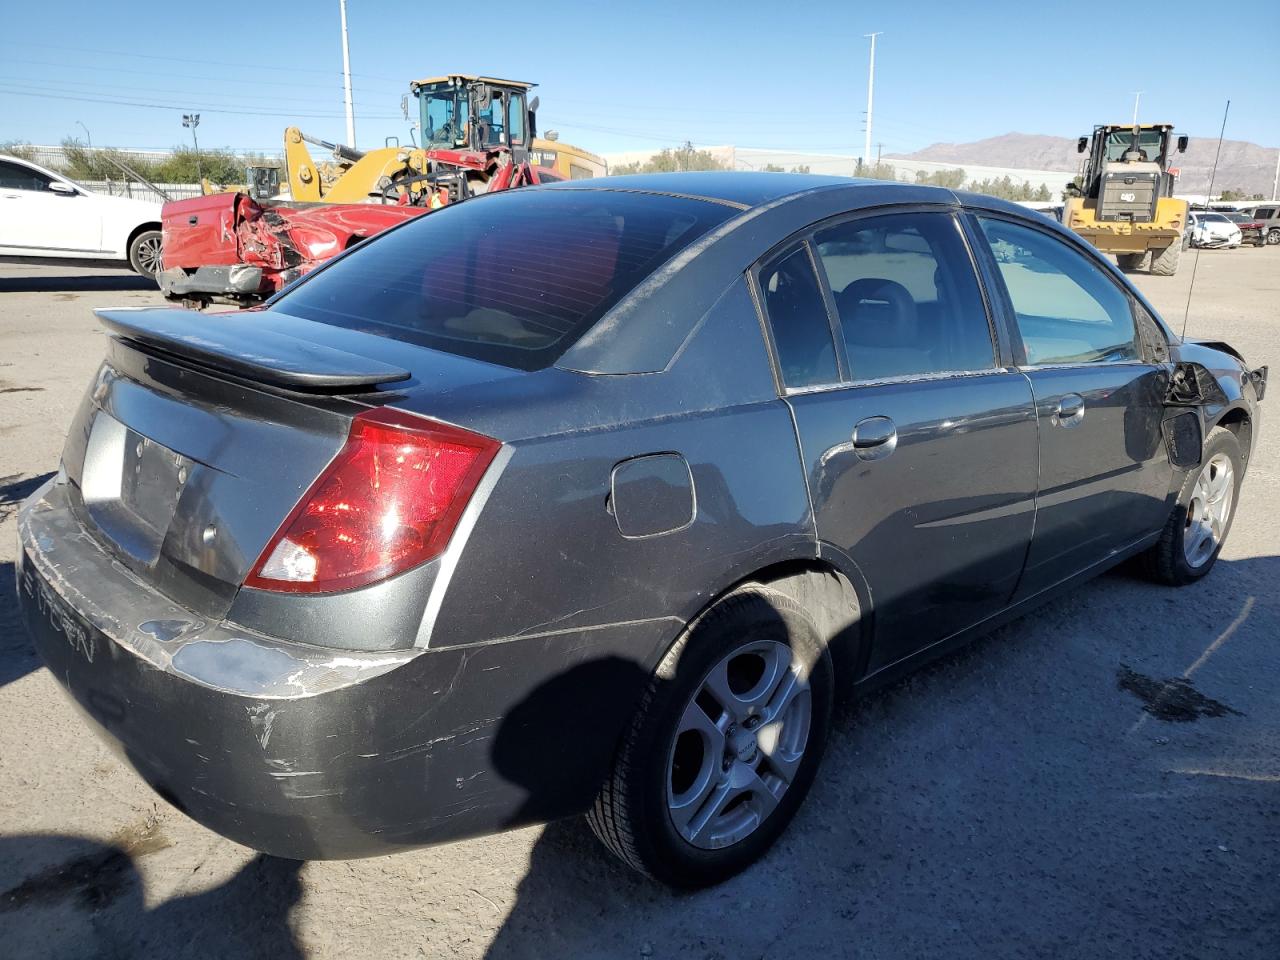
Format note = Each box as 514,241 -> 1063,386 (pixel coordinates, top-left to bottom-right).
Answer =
271,188 -> 734,370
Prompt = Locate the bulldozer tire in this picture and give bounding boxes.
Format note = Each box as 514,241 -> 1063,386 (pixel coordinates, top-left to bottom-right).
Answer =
1116,252 -> 1150,272
1150,240 -> 1183,277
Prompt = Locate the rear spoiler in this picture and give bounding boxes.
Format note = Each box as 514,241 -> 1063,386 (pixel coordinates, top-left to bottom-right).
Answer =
96,308 -> 410,391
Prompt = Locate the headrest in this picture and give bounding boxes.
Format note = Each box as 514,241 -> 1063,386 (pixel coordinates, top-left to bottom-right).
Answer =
838,278 -> 918,347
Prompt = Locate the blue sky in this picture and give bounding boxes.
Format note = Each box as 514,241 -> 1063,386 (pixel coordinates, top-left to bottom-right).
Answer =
1,0 -> 1275,158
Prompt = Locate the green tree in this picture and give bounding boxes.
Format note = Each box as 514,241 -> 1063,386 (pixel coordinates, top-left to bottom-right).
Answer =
966,175 -> 1039,201
1033,183 -> 1052,202
761,163 -> 786,172
857,161 -> 898,181
0,141 -> 39,162
790,164 -> 811,174
914,168 -> 966,189
609,141 -> 725,175
152,145 -> 244,185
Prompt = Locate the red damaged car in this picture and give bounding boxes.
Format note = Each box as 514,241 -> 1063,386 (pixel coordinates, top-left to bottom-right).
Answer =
157,193 -> 425,307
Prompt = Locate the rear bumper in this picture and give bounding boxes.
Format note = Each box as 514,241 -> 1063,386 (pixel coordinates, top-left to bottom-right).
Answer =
157,264 -> 280,299
18,479 -> 658,859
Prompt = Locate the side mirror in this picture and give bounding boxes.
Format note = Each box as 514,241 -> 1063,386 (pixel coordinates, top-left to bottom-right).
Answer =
1177,135 -> 1189,153
1077,136 -> 1088,154
49,181 -> 77,195
529,96 -> 540,114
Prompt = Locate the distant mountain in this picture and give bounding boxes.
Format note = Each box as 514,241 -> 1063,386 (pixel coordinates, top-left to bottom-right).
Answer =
887,132 -> 1278,196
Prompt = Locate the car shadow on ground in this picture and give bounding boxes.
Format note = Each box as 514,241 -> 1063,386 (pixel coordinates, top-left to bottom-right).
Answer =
479,554 -> 1280,960
1,474 -> 56,689
0,831 -> 303,958
0,275 -> 156,293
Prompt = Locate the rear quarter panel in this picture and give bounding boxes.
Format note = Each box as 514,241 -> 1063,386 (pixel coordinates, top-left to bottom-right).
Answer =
425,277 -> 817,657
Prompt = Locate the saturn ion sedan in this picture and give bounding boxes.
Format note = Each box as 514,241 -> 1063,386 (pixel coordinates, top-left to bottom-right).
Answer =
18,173 -> 1265,887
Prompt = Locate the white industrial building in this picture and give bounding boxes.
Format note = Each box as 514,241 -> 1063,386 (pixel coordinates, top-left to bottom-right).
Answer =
602,145 -> 1079,195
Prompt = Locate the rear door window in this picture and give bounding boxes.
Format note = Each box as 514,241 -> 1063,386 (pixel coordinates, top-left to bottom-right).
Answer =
758,244 -> 840,389
977,216 -> 1140,366
812,211 -> 996,380
272,189 -> 733,370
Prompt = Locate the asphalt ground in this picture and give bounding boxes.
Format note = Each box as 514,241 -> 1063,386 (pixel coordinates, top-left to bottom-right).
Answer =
1,247 -> 1277,959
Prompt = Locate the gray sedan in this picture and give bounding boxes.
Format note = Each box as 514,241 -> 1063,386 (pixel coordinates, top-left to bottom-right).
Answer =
17,173 -> 1265,887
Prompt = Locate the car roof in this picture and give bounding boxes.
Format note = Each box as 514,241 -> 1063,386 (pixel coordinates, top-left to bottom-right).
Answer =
543,171 -> 865,209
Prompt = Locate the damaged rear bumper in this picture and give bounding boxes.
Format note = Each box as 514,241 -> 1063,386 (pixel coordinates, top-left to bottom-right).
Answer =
157,265 -> 275,299
17,479 -> 655,859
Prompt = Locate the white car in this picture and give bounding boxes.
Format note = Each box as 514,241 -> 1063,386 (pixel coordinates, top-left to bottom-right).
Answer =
1188,211 -> 1243,249
0,154 -> 163,278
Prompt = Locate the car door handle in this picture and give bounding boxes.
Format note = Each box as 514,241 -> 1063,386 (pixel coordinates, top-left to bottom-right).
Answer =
1055,393 -> 1085,426
852,416 -> 898,461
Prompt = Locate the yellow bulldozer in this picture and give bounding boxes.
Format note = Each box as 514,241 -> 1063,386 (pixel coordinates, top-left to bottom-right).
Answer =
211,74 -> 606,204
1064,123 -> 1189,276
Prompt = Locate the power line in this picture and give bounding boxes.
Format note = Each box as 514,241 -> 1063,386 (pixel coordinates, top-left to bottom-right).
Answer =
0,86 -> 403,121
7,40 -> 402,81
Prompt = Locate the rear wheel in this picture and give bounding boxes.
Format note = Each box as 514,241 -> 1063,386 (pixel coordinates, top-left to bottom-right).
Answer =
1149,239 -> 1183,276
1143,426 -> 1242,585
587,589 -> 834,887
1116,252 -> 1149,272
128,229 -> 163,279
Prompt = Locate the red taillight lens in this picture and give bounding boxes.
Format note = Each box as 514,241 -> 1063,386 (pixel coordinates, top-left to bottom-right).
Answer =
246,407 -> 499,593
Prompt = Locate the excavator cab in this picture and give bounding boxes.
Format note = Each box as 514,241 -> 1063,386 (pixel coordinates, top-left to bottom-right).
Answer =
411,75 -> 536,159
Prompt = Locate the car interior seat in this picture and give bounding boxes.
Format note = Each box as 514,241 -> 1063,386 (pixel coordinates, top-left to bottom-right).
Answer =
837,277 -> 929,380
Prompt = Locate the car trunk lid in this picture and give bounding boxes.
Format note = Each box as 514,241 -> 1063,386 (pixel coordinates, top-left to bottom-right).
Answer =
61,307 -> 521,621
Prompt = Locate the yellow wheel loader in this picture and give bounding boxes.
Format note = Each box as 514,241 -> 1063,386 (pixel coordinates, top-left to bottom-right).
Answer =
1064,124 -> 1189,276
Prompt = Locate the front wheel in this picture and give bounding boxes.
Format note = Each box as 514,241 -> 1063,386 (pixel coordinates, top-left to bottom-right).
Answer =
587,589 -> 834,887
1143,426 -> 1242,585
128,229 -> 163,279
1267,229 -> 1280,246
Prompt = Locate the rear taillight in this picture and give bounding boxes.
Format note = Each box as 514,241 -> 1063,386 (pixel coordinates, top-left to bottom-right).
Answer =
246,407 -> 499,593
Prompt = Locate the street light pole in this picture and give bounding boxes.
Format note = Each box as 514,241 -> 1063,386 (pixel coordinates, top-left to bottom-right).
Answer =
76,121 -> 92,149
1272,148 -> 1279,201
182,113 -> 202,184
339,0 -> 356,148
863,32 -> 882,173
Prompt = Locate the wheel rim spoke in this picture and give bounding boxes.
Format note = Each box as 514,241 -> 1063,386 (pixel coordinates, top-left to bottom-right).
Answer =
701,643 -> 788,723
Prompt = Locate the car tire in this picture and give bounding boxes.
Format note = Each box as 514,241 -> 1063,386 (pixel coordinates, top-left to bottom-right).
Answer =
128,229 -> 163,279
1267,229 -> 1280,246
587,587 -> 834,888
1149,238 -> 1183,276
1116,252 -> 1147,272
1143,426 -> 1243,586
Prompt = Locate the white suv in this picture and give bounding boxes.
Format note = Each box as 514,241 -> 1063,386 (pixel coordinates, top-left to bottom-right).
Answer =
0,154 -> 164,278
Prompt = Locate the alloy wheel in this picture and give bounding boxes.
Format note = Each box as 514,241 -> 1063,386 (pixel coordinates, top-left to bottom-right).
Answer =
667,639 -> 811,850
136,234 -> 163,277
1184,452 -> 1234,568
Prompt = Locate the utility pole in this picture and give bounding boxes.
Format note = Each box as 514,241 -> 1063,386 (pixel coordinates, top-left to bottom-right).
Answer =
339,0 -> 356,148
182,113 -> 202,183
863,32 -> 881,173
1131,91 -> 1143,126
1272,148 -> 1279,201
876,142 -> 884,165
76,121 -> 92,149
